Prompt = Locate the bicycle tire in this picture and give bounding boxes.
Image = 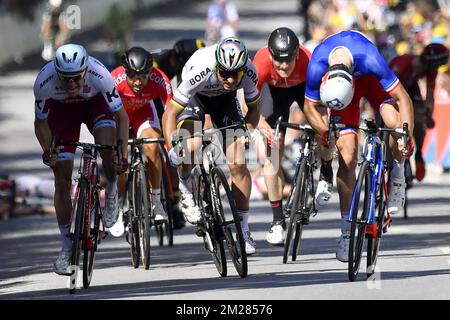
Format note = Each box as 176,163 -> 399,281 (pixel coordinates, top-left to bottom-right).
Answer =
211,167 -> 247,278
197,171 -> 227,277
133,165 -> 151,270
69,179 -> 87,294
366,174 -> 386,278
348,160 -> 370,282
283,157 -> 307,264
160,164 -> 174,246
129,218 -> 141,268
83,188 -> 100,288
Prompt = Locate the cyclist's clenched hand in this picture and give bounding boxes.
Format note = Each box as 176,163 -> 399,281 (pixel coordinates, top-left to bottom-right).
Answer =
115,157 -> 128,174
42,146 -> 62,167
397,137 -> 414,158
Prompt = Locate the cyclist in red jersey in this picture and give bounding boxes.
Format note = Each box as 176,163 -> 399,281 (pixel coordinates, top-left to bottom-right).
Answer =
253,27 -> 315,245
111,47 -> 173,232
389,43 -> 449,181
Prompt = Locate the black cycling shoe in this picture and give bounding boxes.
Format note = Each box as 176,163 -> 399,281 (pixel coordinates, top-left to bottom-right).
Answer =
172,207 -> 186,230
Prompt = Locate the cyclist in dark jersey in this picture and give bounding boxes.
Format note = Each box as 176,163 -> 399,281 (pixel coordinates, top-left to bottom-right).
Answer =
389,43 -> 449,181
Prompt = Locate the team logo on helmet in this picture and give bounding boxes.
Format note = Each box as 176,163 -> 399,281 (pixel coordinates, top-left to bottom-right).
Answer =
325,98 -> 345,110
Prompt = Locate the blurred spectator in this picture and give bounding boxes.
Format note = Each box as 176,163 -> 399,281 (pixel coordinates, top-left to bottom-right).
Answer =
153,38 -> 206,83
205,0 -> 239,44
104,3 -> 133,68
40,0 -> 70,61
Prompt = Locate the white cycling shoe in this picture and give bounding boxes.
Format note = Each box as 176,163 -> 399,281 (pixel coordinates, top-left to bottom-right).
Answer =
266,223 -> 285,246
388,178 -> 406,214
109,209 -> 125,237
315,180 -> 332,207
336,233 -> 350,263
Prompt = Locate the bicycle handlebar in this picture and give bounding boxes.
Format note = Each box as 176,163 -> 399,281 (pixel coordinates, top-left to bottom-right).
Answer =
274,116 -> 314,143
171,122 -> 248,147
128,137 -> 165,145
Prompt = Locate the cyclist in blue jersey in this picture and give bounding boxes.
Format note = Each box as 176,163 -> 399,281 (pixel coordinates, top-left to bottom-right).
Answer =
303,30 -> 414,262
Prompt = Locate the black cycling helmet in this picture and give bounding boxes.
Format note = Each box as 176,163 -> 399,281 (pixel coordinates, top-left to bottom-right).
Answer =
268,27 -> 299,62
420,43 -> 449,68
173,38 -> 206,65
122,47 -> 153,74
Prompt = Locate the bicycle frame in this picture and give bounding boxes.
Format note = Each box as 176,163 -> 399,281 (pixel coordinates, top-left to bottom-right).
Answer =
347,134 -> 386,227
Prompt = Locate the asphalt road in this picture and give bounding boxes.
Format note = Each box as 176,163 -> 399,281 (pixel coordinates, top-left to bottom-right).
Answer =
1,0 -> 450,302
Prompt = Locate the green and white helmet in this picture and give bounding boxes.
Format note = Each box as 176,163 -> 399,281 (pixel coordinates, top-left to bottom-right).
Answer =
215,37 -> 248,72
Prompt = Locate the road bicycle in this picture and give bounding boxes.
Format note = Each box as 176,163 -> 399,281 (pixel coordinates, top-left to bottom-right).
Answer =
345,119 -> 408,281
122,136 -> 166,270
54,138 -> 120,294
173,123 -> 248,277
272,118 -> 318,264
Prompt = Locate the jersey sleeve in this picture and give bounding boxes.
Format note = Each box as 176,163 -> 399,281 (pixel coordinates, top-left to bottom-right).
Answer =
304,56 -> 327,103
171,64 -> 207,109
252,48 -> 270,92
33,65 -> 53,120
92,59 -> 124,113
242,60 -> 260,103
365,45 -> 400,93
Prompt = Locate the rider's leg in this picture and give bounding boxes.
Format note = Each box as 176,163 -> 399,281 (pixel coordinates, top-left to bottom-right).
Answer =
140,125 -> 166,221
94,125 -> 120,227
53,160 -> 75,250
335,132 -> 358,234
380,103 -> 407,213
226,137 -> 256,254
335,131 -> 358,262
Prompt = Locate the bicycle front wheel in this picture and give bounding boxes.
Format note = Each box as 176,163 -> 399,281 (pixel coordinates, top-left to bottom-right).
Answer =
283,157 -> 307,264
211,167 -> 247,278
196,170 -> 227,277
366,173 -> 386,278
69,179 -> 87,294
348,160 -> 370,281
133,164 -> 151,270
83,188 -> 101,288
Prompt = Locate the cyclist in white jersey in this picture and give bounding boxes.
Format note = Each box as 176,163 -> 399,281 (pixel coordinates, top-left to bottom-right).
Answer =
34,44 -> 129,275
162,37 -> 261,255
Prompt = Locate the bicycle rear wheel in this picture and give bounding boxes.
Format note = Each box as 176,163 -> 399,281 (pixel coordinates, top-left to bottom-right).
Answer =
159,163 -> 174,246
197,171 -> 227,277
83,188 -> 101,288
366,174 -> 386,277
69,179 -> 87,294
211,167 -> 247,278
283,157 -> 307,264
348,161 -> 370,281
133,165 -> 151,270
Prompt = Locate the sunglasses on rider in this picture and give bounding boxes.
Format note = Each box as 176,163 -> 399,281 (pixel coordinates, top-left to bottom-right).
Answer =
126,70 -> 149,80
58,70 -> 86,82
217,68 -> 243,79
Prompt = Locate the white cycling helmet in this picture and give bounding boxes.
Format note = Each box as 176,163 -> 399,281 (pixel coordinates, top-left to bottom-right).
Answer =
49,0 -> 62,7
54,44 -> 89,76
215,37 -> 248,72
320,64 -> 354,111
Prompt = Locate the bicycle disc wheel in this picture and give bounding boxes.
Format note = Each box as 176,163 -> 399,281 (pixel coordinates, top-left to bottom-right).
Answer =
367,174 -> 386,278
69,179 -> 86,294
83,188 -> 101,288
348,161 -> 370,281
197,171 -> 227,277
133,165 -> 151,269
211,167 -> 247,278
283,157 -> 307,264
